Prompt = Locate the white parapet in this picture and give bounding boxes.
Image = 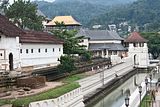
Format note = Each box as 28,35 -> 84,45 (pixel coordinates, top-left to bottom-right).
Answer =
121,82 -> 146,107
78,57 -> 134,96
29,87 -> 85,107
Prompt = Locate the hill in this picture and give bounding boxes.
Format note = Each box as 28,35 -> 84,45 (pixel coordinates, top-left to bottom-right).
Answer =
88,0 -> 160,31
34,0 -> 136,26
54,0 -> 137,6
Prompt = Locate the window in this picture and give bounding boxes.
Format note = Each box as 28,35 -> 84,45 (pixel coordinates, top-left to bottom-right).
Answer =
38,49 -> 41,53
59,48 -> 61,52
139,43 -> 144,47
53,48 -> 54,52
31,49 -> 33,53
26,49 -> 28,54
20,49 -> 22,53
45,49 -> 47,53
133,43 -> 138,47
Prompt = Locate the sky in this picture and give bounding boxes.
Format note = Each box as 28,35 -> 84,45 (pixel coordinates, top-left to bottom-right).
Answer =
9,0 -> 55,4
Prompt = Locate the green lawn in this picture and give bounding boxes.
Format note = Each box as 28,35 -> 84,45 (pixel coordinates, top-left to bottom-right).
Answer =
141,94 -> 152,107
0,73 -> 88,107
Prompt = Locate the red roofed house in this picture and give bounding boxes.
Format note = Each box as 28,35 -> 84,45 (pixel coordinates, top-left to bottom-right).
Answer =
125,32 -> 149,68
0,15 -> 63,72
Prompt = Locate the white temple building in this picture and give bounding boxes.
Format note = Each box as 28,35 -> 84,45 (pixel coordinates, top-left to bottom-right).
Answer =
0,15 -> 63,72
125,32 -> 149,68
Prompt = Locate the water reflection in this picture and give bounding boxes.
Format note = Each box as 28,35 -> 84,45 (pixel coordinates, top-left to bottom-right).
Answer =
92,73 -> 147,107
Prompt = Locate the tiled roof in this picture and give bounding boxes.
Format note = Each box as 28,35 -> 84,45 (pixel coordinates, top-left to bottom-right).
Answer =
0,14 -> 63,44
89,43 -> 127,51
20,30 -> 63,44
77,29 -> 124,40
46,16 -> 81,26
0,14 -> 24,37
125,32 -> 148,43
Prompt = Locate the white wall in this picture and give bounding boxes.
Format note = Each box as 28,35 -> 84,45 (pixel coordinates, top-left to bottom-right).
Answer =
78,57 -> 134,95
128,43 -> 149,68
0,34 -> 63,71
121,82 -> 146,107
29,87 -> 85,107
0,35 -> 20,70
20,43 -> 63,69
89,40 -> 121,44
79,38 -> 89,50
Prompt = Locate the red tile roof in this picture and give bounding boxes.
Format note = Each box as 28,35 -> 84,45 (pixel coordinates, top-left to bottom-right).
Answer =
20,30 -> 63,44
0,14 -> 63,44
125,32 -> 148,43
0,14 -> 24,37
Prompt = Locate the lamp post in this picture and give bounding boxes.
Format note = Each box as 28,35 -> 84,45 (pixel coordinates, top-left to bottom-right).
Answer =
139,85 -> 142,107
125,95 -> 129,107
145,77 -> 148,93
149,74 -> 152,90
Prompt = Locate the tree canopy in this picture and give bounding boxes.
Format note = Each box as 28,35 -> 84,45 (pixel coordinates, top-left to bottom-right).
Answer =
141,32 -> 160,59
5,0 -> 43,31
52,24 -> 86,55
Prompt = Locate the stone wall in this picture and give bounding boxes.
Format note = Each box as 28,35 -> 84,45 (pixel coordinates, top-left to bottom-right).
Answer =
78,57 -> 134,96
121,82 -> 146,107
29,87 -> 85,107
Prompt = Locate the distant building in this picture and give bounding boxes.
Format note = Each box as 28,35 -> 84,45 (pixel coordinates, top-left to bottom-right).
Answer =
92,25 -> 102,29
0,15 -> 63,72
125,32 -> 149,68
45,16 -> 81,31
108,24 -> 117,31
77,29 -> 127,59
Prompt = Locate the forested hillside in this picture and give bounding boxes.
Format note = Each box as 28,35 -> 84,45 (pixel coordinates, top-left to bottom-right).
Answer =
34,0 -> 136,26
54,0 -> 137,6
88,0 -> 160,31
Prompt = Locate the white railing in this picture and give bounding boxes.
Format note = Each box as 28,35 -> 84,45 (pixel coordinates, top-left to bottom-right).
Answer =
29,87 -> 84,107
121,82 -> 146,107
78,57 -> 134,95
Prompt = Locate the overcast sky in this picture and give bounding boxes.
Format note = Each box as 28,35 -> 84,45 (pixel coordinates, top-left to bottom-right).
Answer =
9,0 -> 55,4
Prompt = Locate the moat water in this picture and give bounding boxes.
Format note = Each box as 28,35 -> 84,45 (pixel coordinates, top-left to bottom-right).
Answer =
92,73 -> 148,107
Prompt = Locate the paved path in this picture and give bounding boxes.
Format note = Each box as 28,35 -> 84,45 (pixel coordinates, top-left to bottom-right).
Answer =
153,88 -> 160,107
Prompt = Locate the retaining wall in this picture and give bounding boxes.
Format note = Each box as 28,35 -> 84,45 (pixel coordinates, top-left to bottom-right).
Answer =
29,87 -> 85,107
78,57 -> 134,96
121,82 -> 146,107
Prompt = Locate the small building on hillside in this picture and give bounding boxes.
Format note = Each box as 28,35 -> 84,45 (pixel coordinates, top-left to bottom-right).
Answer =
125,32 -> 149,68
45,16 -> 81,31
0,15 -> 63,72
77,29 -> 127,61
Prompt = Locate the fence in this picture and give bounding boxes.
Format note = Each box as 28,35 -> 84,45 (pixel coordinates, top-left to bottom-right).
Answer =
29,87 -> 84,107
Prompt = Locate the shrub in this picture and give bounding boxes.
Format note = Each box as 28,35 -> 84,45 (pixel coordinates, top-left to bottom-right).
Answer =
57,55 -> 76,73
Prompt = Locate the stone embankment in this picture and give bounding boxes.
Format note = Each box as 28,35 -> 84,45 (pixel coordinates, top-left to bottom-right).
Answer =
29,57 -> 135,107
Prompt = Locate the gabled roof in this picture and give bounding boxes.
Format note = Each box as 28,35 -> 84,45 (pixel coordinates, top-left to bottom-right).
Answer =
46,16 -> 81,26
0,14 -> 63,44
89,43 -> 127,51
20,31 -> 63,44
125,32 -> 148,43
77,29 -> 124,40
0,14 -> 25,37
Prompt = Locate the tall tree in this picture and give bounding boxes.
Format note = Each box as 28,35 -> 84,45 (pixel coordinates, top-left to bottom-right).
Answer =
0,0 -> 9,14
5,0 -> 43,31
52,23 -> 86,55
141,32 -> 160,59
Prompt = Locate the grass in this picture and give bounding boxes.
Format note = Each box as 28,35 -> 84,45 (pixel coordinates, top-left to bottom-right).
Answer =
0,73 -> 88,107
62,73 -> 88,83
141,94 -> 152,107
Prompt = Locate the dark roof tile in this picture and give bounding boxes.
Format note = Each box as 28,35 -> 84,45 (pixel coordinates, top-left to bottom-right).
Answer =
77,29 -> 124,40
125,32 -> 148,43
0,14 -> 24,37
20,30 -> 63,44
0,14 -> 63,44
